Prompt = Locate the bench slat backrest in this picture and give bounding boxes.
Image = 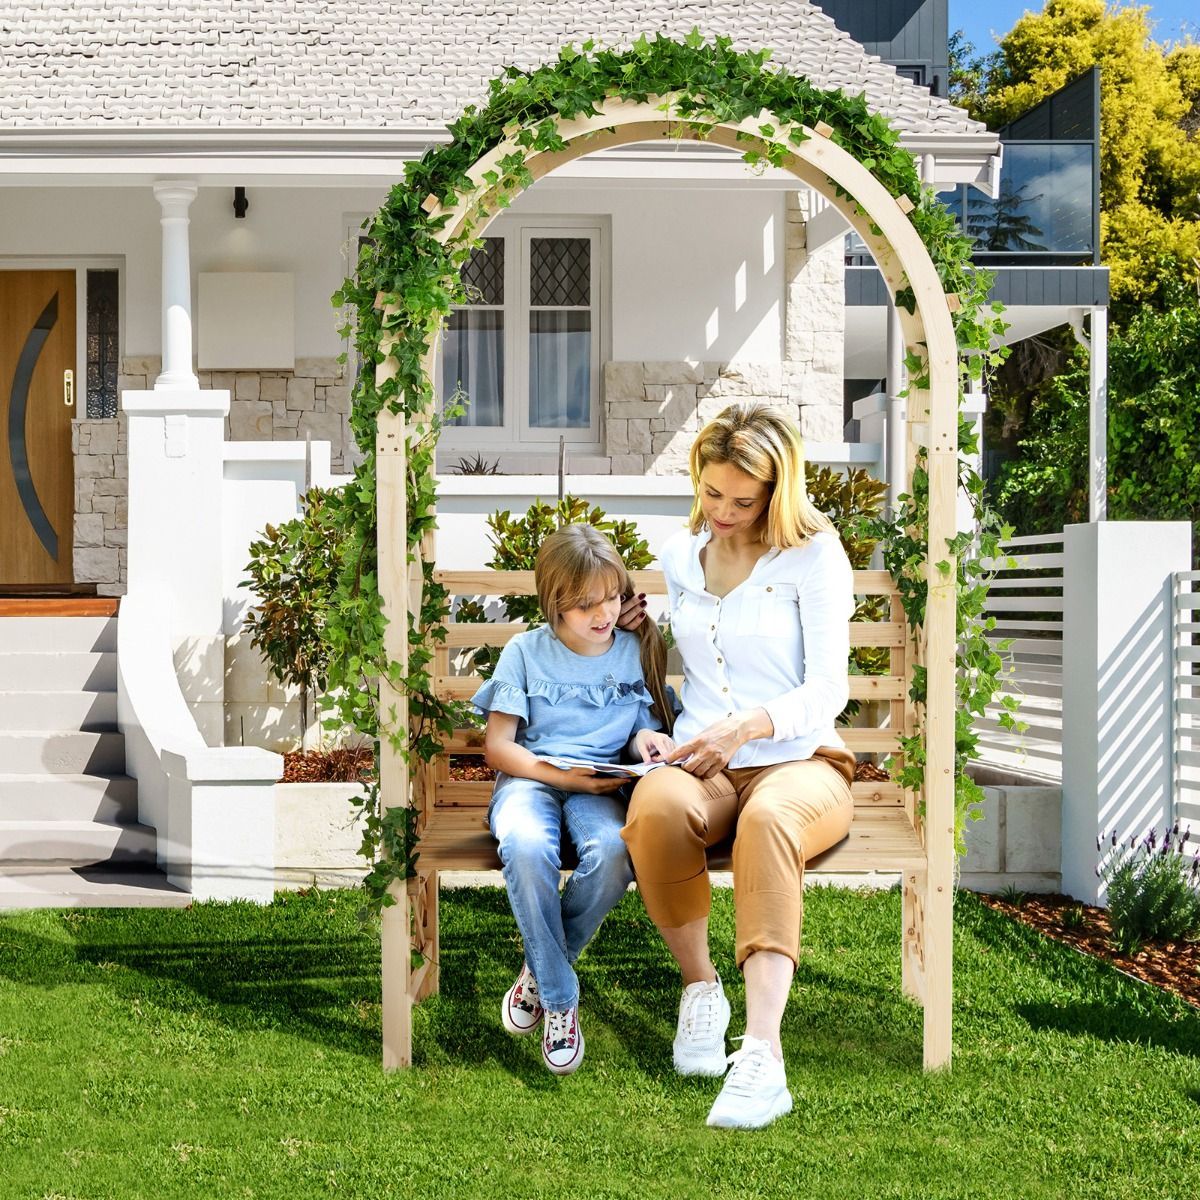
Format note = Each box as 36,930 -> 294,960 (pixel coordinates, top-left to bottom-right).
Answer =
426,568 -> 911,811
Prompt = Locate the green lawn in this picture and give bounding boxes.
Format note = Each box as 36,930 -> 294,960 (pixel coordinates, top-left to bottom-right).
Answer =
0,886 -> 1197,1200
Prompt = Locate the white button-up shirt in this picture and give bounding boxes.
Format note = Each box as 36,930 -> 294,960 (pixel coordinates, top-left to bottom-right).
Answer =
661,526 -> 854,769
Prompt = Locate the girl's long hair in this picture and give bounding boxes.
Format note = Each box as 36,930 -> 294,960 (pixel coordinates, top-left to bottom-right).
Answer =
688,402 -> 835,547
535,524 -> 674,735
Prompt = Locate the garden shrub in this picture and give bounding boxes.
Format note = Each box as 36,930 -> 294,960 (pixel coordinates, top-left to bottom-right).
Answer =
1100,824 -> 1200,955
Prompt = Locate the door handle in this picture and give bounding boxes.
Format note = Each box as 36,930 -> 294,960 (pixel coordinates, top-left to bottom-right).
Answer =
64,369 -> 74,407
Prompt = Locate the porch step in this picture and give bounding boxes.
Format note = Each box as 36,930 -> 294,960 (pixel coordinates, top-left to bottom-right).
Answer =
0,731 -> 125,775
0,650 -> 117,692
0,775 -> 138,823
0,819 -> 158,867
0,616 -> 117,653
0,866 -> 189,910
0,690 -> 117,731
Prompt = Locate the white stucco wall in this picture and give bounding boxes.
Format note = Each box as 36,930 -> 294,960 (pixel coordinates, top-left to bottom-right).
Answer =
505,183 -> 784,363
0,184 -> 389,358
0,181 -> 785,364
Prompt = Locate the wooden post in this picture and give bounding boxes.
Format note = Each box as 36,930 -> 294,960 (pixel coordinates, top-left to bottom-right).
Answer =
377,404 -> 412,1070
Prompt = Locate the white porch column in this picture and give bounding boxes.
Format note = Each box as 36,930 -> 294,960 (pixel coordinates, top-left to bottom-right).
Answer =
1088,306 -> 1108,522
153,180 -> 199,390
1060,520 -> 1192,902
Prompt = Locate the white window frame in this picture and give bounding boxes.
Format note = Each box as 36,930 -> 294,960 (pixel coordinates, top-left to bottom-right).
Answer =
438,213 -> 611,455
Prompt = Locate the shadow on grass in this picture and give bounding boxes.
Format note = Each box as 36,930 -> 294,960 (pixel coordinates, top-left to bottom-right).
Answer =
957,892 -> 1200,1058
0,902 -> 384,1058
1017,1000 -> 1200,1057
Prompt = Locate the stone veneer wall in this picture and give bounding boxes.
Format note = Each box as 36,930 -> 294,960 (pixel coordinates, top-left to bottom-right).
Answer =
601,192 -> 845,474
72,355 -> 358,594
71,414 -> 127,596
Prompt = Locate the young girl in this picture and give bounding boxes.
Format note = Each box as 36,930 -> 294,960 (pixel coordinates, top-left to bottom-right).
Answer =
473,523 -> 675,1075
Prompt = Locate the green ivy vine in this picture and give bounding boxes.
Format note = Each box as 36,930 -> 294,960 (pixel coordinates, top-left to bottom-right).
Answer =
327,31 -> 1011,914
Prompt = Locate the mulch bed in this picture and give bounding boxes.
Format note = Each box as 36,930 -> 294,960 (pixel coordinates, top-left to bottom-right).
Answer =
281,746 -> 375,783
976,892 -> 1200,1009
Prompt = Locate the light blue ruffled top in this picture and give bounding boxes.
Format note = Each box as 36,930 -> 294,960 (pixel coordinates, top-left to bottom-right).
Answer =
471,624 -> 659,762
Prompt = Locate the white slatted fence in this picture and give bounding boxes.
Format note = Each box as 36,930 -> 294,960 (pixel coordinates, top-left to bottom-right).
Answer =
1174,569 -> 1200,825
974,532 -> 1065,779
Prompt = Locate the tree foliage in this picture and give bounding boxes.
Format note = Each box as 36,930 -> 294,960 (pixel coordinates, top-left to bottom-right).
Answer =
993,274 -> 1200,551
958,0 -> 1200,306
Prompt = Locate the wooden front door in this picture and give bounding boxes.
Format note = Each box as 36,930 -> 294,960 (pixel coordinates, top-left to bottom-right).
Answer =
0,270 -> 77,587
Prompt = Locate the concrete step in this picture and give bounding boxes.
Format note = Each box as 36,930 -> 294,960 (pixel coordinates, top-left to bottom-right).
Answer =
0,865 -> 189,909
0,691 -> 117,731
0,617 -> 117,653
0,775 -> 138,823
0,731 -> 125,775
0,819 -> 157,867
0,651 -> 117,693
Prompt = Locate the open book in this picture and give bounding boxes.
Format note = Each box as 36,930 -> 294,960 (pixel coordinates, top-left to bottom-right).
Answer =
540,755 -> 669,779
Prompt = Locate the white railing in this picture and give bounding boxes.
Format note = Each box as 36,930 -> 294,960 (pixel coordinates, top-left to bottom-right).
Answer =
974,532 -> 1065,780
1173,570 -> 1200,824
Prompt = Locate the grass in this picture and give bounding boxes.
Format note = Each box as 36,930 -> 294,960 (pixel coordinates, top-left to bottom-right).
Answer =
1,887 -> 1199,1200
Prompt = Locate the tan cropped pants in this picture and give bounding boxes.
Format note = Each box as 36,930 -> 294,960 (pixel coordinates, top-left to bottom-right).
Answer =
620,748 -> 855,968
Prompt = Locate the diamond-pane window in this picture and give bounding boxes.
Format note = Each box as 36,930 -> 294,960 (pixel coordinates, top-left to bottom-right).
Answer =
461,238 -> 504,306
86,269 -> 119,418
530,238 -> 590,307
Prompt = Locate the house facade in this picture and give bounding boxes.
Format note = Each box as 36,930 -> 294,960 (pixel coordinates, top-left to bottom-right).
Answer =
0,0 -> 1021,602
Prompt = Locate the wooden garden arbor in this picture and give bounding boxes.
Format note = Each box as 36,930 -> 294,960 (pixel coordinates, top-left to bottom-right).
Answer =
375,97 -> 960,1072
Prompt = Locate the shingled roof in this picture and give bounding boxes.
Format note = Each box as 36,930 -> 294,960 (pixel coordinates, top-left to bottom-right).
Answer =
0,1 -> 985,137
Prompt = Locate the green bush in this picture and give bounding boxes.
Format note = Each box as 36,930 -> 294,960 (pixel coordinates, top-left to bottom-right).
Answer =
807,465 -> 889,680
1100,824 -> 1200,955
455,496 -> 653,679
242,487 -> 338,748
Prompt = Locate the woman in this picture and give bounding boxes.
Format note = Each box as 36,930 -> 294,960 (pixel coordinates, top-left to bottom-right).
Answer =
619,401 -> 856,1130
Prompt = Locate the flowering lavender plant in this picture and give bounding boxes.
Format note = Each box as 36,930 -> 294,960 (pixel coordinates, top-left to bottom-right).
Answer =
1097,824 -> 1200,955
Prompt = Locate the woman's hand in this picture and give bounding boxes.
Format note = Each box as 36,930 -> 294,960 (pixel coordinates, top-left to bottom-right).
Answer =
616,592 -> 648,631
668,708 -> 774,779
633,727 -> 676,764
554,767 -> 629,795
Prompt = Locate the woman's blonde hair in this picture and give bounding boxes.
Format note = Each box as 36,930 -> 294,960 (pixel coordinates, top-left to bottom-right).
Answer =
535,524 -> 674,734
688,402 -> 835,547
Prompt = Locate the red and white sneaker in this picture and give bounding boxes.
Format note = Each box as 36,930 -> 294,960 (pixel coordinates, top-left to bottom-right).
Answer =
501,964 -> 543,1036
541,1003 -> 584,1075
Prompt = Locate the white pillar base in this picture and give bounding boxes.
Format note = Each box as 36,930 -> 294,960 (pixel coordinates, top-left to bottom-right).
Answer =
1060,520 -> 1192,902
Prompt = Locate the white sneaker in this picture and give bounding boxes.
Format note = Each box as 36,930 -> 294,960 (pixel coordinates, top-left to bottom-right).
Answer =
542,1003 -> 584,1075
501,963 -> 543,1036
705,1036 -> 793,1130
672,975 -> 731,1076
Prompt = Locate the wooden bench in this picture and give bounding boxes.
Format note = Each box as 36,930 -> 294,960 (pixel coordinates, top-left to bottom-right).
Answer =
391,565 -> 944,1065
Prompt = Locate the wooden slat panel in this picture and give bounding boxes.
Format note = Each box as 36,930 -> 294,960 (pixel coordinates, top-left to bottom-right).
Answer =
436,567 -> 897,597
982,552 -> 1064,571
435,674 -> 907,703
839,728 -> 902,752
416,805 -> 925,872
433,775 -> 904,807
984,596 -> 1065,612
444,619 -> 907,650
986,577 -> 1063,590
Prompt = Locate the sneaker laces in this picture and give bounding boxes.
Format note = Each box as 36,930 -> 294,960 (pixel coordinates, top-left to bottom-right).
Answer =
680,981 -> 723,1040
720,1037 -> 775,1098
515,969 -> 541,1014
544,1008 -> 577,1051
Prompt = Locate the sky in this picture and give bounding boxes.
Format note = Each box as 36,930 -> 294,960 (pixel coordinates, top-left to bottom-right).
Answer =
950,0 -> 1198,55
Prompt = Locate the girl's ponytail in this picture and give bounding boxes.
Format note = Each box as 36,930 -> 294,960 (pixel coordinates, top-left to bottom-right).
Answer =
632,603 -> 675,736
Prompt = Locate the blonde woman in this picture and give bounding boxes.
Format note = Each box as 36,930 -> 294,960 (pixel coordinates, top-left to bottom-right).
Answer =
619,402 -> 855,1129
474,523 -> 674,1075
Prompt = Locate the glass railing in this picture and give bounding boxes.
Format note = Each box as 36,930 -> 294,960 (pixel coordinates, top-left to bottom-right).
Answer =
847,140 -> 1097,265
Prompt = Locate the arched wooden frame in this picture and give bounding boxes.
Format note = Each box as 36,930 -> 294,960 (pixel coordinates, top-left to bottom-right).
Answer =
375,98 -> 959,1071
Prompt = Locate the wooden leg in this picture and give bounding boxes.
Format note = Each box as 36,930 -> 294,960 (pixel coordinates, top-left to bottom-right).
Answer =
901,869 -> 926,1004
922,870 -> 953,1071
382,878 -> 412,1070
412,868 -> 440,1003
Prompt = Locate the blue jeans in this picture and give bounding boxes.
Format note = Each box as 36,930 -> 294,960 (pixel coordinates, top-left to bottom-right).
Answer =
489,774 -> 634,1010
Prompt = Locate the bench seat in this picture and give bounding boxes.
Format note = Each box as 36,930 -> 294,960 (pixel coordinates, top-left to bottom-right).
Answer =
415,804 -> 927,874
